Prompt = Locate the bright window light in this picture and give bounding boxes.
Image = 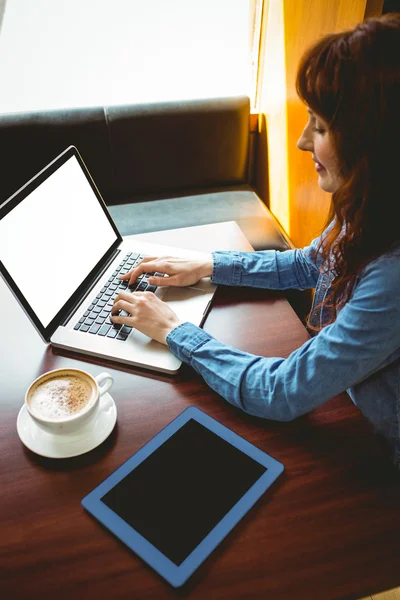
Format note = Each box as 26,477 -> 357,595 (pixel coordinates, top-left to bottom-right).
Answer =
0,0 -> 254,113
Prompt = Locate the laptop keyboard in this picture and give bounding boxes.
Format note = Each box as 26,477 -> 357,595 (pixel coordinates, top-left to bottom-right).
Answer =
73,252 -> 164,341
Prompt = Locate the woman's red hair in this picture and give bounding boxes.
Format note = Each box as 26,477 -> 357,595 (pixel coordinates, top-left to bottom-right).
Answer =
296,13 -> 400,329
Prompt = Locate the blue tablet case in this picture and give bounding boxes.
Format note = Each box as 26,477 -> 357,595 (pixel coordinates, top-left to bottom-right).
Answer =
82,406 -> 284,587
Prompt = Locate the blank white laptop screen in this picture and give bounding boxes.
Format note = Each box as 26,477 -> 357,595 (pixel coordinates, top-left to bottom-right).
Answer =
0,156 -> 118,327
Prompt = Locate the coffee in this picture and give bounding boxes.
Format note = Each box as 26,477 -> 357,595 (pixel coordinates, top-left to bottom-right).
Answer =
28,374 -> 94,420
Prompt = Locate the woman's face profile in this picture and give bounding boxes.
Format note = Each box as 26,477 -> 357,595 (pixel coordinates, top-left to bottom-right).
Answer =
297,108 -> 343,194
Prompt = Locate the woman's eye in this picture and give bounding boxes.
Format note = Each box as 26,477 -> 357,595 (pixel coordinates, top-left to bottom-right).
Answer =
312,126 -> 325,134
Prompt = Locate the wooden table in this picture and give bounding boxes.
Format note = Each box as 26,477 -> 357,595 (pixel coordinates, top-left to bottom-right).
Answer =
1,221 -> 399,600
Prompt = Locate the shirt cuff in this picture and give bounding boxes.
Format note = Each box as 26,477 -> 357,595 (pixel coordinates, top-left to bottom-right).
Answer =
166,321 -> 212,364
211,251 -> 243,286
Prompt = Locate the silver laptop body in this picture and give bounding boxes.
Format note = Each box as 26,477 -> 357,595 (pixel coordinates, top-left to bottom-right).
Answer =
0,146 -> 216,374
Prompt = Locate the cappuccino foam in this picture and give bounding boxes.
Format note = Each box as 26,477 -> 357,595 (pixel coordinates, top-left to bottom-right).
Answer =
28,375 -> 94,420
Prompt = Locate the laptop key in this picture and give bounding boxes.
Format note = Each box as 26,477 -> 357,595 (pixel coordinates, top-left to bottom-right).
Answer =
80,324 -> 90,332
121,325 -> 133,335
98,324 -> 111,336
146,285 -> 157,293
107,328 -> 118,338
74,322 -> 81,330
85,317 -> 95,326
137,282 -> 148,291
89,323 -> 101,334
116,331 -> 128,341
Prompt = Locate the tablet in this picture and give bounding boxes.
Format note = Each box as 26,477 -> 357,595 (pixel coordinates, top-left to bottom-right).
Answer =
82,406 -> 284,587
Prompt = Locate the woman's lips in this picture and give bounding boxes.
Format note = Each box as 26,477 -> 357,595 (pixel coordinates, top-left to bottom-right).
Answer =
315,161 -> 326,173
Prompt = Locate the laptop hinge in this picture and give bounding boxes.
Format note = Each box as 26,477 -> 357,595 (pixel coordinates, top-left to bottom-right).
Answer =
61,248 -> 121,326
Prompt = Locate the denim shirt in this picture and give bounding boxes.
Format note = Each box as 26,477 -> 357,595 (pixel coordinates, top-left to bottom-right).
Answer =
166,234 -> 400,467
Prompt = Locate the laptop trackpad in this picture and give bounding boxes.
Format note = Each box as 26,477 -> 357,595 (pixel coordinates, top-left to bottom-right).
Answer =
163,287 -> 206,322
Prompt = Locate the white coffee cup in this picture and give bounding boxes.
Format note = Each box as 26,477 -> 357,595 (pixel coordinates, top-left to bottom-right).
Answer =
25,368 -> 114,434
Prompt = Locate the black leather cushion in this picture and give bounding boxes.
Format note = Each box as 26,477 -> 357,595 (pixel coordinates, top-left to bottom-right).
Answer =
0,108 -> 112,204
106,96 -> 250,199
0,96 -> 250,206
108,187 -> 291,252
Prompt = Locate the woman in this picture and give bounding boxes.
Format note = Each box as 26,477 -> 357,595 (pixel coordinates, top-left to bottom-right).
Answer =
111,14 -> 400,466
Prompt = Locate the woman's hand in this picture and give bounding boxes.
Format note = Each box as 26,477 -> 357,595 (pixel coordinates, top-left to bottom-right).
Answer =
111,291 -> 183,345
120,255 -> 213,288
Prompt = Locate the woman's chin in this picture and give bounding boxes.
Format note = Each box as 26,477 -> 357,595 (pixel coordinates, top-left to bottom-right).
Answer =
317,174 -> 336,194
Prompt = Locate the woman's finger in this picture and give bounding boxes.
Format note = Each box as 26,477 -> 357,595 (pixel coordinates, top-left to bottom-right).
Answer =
113,291 -> 136,304
109,313 -> 124,324
148,273 -> 177,287
121,260 -> 163,285
111,298 -> 134,316
119,256 -> 157,281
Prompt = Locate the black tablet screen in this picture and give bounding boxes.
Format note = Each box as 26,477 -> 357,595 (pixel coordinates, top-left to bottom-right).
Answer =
101,419 -> 267,565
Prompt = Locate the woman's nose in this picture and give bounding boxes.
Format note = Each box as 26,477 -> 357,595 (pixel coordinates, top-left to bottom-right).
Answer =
297,128 -> 313,152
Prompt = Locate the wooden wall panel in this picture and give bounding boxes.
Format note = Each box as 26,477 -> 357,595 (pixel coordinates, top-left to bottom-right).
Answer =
256,0 -> 370,248
256,0 -> 290,233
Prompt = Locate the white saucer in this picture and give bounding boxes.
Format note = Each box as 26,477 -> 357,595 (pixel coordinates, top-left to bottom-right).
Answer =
16,392 -> 117,459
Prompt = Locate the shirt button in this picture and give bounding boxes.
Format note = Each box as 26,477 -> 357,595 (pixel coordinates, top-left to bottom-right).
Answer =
321,284 -> 327,290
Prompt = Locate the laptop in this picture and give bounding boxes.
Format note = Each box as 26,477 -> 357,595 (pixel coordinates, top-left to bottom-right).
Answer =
0,146 -> 217,374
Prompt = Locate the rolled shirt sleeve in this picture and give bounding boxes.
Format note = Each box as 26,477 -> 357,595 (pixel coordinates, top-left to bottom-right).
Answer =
211,244 -> 321,291
167,254 -> 400,422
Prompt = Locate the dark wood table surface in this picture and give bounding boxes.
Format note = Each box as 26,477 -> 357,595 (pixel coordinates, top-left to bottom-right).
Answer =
1,221 -> 399,600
